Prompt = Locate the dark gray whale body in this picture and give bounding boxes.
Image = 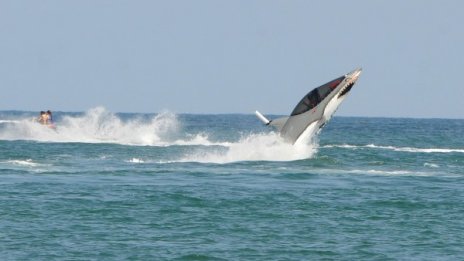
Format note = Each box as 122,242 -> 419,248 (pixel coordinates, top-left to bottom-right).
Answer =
256,68 -> 362,144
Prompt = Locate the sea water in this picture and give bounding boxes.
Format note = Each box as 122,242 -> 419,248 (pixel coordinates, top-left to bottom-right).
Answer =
0,107 -> 463,260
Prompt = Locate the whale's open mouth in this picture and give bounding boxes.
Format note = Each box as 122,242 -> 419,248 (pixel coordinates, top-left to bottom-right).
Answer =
255,68 -> 362,144
338,81 -> 355,98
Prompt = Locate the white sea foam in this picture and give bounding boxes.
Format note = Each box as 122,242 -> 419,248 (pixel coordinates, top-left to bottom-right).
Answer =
323,144 -> 358,149
323,144 -> 464,154
1,107 -> 318,162
0,120 -> 20,124
362,169 -> 413,175
0,107 -> 206,146
6,159 -> 40,167
424,163 -> 440,168
346,169 -> 439,177
128,158 -> 145,163
179,132 -> 317,163
1,159 -> 54,173
171,133 -> 231,147
54,107 -> 180,145
278,167 -> 439,177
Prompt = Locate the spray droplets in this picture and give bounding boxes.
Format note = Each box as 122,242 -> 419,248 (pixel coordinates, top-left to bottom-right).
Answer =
0,107 -> 317,162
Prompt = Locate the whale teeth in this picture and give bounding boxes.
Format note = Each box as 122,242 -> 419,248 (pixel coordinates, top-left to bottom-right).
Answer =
338,82 -> 354,97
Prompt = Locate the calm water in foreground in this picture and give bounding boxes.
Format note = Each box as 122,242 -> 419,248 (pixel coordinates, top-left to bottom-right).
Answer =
1,108 -> 463,260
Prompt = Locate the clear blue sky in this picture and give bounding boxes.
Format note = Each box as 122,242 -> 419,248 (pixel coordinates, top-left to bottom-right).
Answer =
1,0 -> 463,118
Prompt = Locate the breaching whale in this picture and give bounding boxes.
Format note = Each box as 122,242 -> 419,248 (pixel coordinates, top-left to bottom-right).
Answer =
255,68 -> 362,144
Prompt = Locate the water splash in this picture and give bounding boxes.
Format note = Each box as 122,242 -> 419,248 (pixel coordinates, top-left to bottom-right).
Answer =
179,132 -> 317,163
0,107 -> 183,145
0,107 -> 319,162
56,107 -> 180,145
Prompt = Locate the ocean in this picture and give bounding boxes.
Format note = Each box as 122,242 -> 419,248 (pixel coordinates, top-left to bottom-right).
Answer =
1,107 -> 463,260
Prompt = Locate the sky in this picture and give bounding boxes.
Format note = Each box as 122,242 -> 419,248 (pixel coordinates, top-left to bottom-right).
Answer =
0,0 -> 463,118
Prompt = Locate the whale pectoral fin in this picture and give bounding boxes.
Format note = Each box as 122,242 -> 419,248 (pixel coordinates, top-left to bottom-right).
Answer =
269,117 -> 289,132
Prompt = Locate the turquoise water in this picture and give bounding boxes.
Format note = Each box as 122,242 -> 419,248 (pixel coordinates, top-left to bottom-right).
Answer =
1,108 -> 463,260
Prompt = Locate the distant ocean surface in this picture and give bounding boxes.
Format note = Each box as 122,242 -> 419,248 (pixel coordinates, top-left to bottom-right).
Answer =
1,107 -> 463,260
